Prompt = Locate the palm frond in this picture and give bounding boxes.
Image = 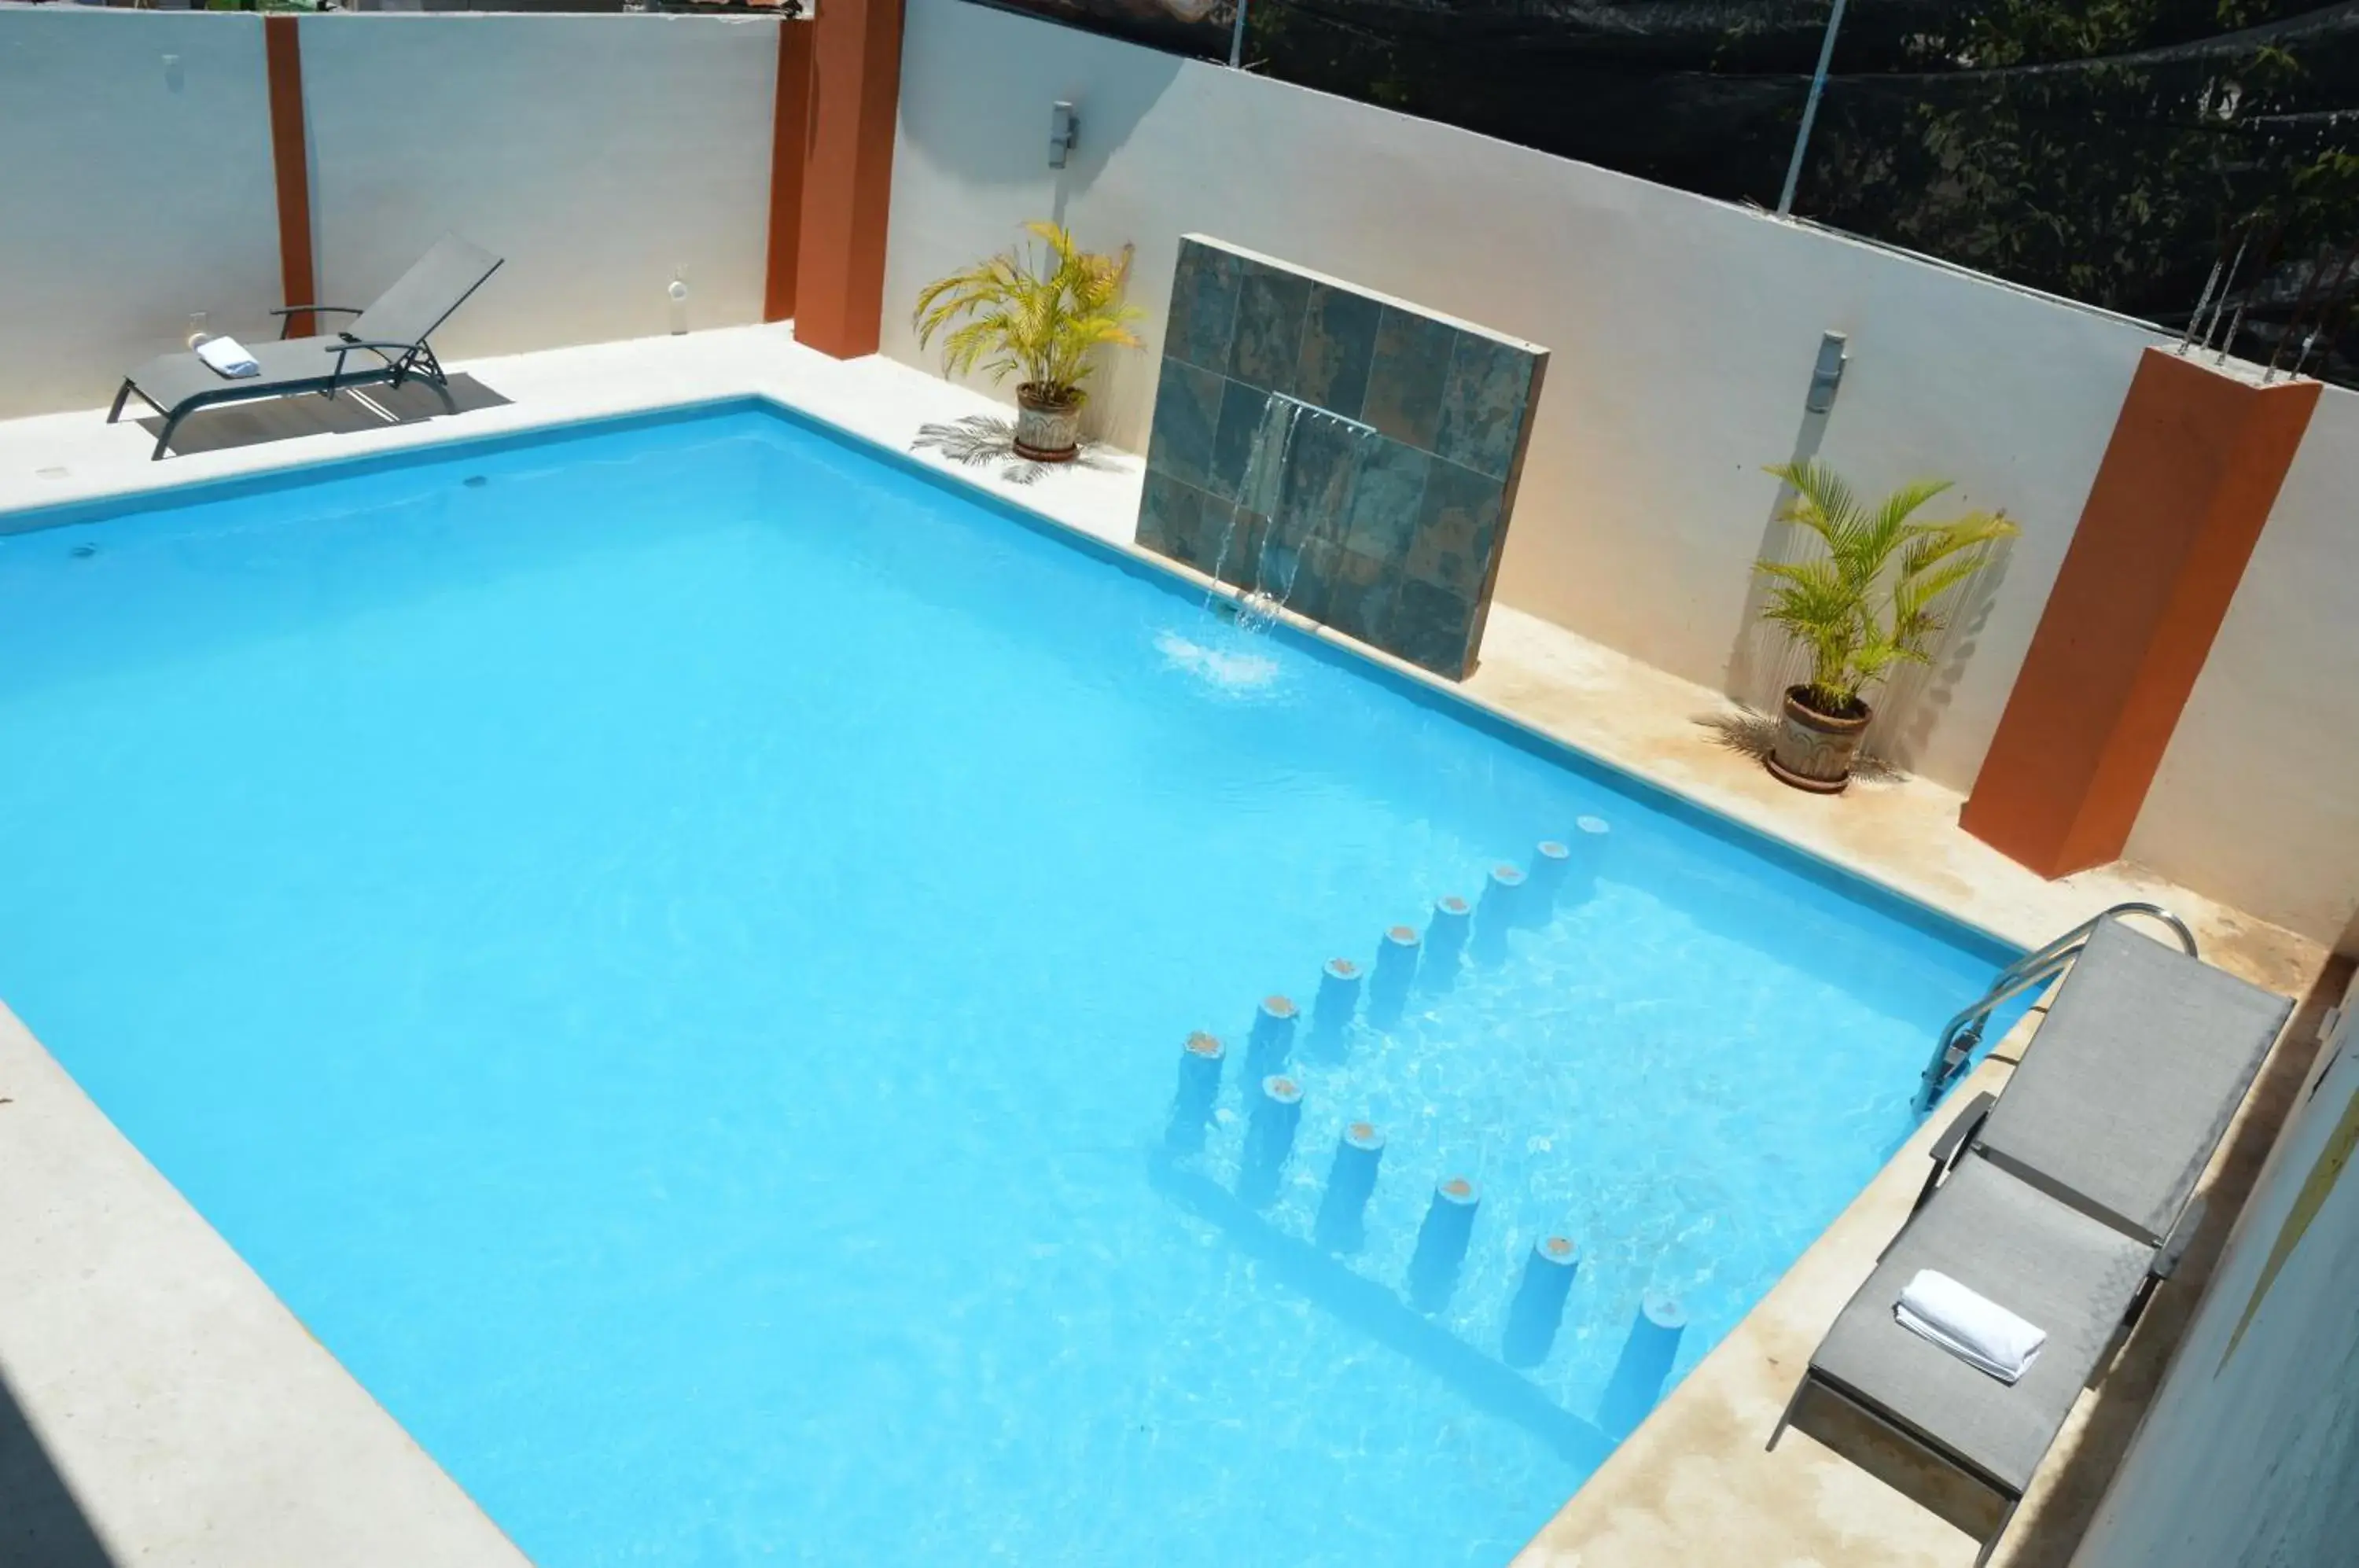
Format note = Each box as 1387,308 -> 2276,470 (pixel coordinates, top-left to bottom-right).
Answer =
1765,460 -> 1860,556
1871,478 -> 1955,540
1899,510 -> 2016,580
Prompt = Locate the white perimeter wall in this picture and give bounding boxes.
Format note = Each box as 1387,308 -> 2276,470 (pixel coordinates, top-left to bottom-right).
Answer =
2133,419 -> 2359,944
0,12 -> 283,420
2070,978 -> 2359,1566
0,12 -> 777,412
301,14 -> 775,361
882,0 -> 2359,941
2,3 -> 2351,940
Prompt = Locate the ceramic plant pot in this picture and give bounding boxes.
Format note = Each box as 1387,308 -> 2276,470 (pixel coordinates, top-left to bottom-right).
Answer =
1765,685 -> 1871,794
1013,383 -> 1084,462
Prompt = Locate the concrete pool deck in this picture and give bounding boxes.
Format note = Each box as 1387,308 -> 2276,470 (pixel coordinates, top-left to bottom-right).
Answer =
0,322 -> 2333,1567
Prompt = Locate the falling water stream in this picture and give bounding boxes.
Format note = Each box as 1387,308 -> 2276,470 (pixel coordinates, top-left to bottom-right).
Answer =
1206,391 -> 1378,631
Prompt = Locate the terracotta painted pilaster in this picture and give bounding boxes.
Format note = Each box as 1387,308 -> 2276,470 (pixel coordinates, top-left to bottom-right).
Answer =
1961,348 -> 2320,877
263,17 -> 317,337
793,0 -> 903,357
763,20 -> 815,323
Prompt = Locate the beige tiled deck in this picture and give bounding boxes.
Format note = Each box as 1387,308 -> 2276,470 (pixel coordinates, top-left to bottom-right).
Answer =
0,323 -> 1148,549
0,323 -> 2331,1567
1461,607 -> 2318,992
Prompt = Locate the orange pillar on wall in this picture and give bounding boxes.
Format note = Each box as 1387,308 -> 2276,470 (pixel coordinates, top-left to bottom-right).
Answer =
763,20 -> 815,323
263,17 -> 317,338
792,0 -> 904,357
1960,347 -> 2321,878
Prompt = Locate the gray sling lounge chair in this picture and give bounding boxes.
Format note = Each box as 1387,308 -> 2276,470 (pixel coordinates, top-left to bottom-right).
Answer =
1935,919 -> 2292,1242
1769,921 -> 2291,1564
109,235 -> 504,461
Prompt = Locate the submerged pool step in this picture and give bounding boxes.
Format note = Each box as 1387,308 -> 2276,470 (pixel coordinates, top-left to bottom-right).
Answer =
1152,1040 -> 1684,1429
1143,1150 -> 1615,1470
1259,819 -> 1621,1061
1423,820 -> 1615,1000
1163,1040 -> 1577,1360
1149,808 -> 1711,1434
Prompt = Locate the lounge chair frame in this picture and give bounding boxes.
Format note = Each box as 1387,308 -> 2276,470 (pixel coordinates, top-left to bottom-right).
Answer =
1768,922 -> 2290,1566
1766,1099 -> 2204,1566
106,237 -> 501,460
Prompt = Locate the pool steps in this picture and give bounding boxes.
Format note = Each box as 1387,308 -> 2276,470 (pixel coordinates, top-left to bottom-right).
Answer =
1142,1154 -> 1612,1467
1160,815 -> 1691,1434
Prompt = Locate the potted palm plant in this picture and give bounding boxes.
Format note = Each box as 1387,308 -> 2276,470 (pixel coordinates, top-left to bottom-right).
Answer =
912,223 -> 1145,463
1754,461 -> 2019,793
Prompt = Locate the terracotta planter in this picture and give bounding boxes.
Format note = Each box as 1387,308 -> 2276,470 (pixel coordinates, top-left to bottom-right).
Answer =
1013,383 -> 1084,462
1765,685 -> 1871,794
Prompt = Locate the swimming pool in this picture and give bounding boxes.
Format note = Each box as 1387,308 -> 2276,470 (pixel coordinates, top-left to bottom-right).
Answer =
0,403 -> 2015,1567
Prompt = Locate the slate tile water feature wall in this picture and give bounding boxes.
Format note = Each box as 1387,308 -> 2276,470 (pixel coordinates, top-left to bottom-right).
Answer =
1135,236 -> 1548,679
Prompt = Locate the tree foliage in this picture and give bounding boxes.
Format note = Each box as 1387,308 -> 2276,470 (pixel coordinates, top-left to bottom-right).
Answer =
984,0 -> 2359,381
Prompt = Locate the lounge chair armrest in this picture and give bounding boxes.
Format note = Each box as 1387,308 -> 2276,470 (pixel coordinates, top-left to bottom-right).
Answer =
2155,1194 -> 2209,1280
272,304 -> 364,340
2122,1193 -> 2213,1338
1908,1091 -> 1998,1222
1930,1091 -> 1998,1164
323,340 -> 421,374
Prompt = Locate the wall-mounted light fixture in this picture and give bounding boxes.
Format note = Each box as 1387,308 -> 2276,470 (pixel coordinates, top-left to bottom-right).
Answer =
1050,101 -> 1079,170
1806,330 -> 1849,414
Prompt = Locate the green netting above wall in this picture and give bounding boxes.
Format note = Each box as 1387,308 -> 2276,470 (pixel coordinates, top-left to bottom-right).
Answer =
966,0 -> 2359,386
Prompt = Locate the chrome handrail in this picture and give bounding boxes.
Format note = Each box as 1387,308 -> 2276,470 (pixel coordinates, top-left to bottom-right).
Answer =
1913,902 -> 2196,1113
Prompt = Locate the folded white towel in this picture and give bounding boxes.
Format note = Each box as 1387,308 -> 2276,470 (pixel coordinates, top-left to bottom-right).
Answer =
1894,1268 -> 2047,1384
197,336 -> 259,379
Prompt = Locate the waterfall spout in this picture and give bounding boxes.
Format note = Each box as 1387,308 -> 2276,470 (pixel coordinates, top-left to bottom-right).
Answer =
1206,391 -> 1378,631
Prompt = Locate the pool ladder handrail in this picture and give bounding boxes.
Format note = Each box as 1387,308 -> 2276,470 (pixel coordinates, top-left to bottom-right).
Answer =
1913,902 -> 2197,1113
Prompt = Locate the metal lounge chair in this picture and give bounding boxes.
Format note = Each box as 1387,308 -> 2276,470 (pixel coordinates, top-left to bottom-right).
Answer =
1769,921 -> 2292,1565
109,235 -> 505,461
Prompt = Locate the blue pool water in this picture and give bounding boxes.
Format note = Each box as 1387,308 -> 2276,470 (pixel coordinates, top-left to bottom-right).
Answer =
0,404 -> 2014,1566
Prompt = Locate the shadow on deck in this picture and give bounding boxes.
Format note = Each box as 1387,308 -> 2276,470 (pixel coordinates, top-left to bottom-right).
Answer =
134,374 -> 510,459
1,1363 -> 118,1568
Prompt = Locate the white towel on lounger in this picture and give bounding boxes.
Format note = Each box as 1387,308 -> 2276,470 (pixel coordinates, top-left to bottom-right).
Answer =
1894,1268 -> 2046,1384
197,336 -> 259,379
